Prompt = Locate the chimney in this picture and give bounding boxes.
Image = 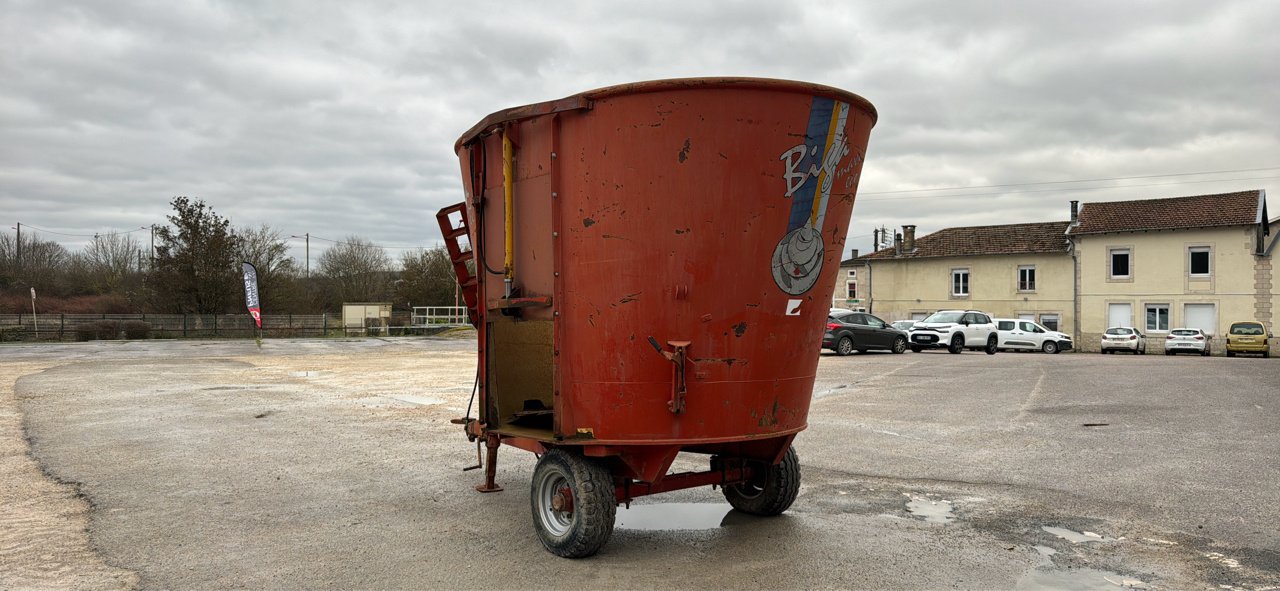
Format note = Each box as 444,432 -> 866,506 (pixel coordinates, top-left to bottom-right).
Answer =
903,225 -> 916,252
849,248 -> 859,259
1070,200 -> 1079,223
894,231 -> 903,255
873,228 -> 880,251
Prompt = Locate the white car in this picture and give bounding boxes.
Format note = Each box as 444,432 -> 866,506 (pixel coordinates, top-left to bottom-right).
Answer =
995,319 -> 1073,354
1101,326 -> 1147,354
908,310 -> 998,354
1164,328 -> 1211,356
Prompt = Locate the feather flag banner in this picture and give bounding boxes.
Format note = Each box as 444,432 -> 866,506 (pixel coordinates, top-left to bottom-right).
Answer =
242,262 -> 262,329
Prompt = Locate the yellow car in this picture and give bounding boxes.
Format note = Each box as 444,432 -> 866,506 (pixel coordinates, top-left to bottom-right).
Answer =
1225,321 -> 1272,358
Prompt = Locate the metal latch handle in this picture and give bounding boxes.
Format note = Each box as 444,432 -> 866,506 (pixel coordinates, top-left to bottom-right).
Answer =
648,337 -> 690,414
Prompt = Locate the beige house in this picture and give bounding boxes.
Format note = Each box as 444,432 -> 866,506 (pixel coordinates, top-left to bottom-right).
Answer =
857,190 -> 1276,355
1067,190 -> 1272,353
831,250 -> 870,312
859,221 -> 1074,332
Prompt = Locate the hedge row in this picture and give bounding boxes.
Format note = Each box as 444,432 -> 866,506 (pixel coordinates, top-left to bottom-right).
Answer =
73,320 -> 152,341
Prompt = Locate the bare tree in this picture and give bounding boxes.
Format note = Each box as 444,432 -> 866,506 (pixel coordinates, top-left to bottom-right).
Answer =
0,230 -> 73,294
396,246 -> 458,307
317,237 -> 391,306
81,232 -> 143,294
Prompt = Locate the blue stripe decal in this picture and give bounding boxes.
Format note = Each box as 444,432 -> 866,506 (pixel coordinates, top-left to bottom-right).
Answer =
787,96 -> 835,231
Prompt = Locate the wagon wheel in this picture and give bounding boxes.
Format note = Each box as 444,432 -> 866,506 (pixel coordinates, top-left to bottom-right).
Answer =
530,449 -> 616,558
723,446 -> 800,516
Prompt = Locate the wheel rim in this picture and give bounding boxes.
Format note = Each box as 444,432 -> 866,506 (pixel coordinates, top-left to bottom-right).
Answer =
1045,342 -> 1056,354
534,466 -> 574,537
729,469 -> 768,500
894,337 -> 906,353
838,338 -> 852,355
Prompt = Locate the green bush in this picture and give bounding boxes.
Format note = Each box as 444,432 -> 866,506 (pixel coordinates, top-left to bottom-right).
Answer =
74,324 -> 97,341
121,320 -> 151,339
94,320 -> 121,340
0,326 -> 25,342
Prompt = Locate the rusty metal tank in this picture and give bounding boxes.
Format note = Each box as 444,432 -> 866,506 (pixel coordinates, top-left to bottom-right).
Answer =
437,77 -> 876,557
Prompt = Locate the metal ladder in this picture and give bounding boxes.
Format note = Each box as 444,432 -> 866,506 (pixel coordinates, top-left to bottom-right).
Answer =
435,203 -> 480,328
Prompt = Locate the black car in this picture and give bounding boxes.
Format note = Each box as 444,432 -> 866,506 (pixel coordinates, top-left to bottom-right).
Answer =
823,311 -> 909,355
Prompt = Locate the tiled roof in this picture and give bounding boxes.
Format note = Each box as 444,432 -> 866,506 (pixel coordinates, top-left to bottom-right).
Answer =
1067,190 -> 1263,235
859,221 -> 1071,260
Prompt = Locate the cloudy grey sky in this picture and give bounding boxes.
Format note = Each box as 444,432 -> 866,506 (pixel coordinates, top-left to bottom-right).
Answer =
3,0 -> 1277,265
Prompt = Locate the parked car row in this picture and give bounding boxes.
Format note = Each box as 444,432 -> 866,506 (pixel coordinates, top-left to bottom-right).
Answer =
824,310 -> 1272,358
1098,321 -> 1272,357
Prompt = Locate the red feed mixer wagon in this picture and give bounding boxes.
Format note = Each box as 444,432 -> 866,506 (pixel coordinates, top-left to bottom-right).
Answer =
436,77 -> 877,557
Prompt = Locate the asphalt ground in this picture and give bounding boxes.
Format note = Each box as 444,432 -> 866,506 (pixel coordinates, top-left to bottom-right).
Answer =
3,337 -> 1278,590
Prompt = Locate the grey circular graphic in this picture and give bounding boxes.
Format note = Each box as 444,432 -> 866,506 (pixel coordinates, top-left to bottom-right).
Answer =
771,227 -> 824,295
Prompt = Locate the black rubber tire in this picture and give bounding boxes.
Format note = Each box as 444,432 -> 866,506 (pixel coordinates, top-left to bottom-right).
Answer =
910,345 -> 922,353
985,335 -> 998,355
892,336 -> 908,354
1139,345 -> 1146,355
835,337 -> 854,356
1265,350 -> 1271,359
948,335 -> 964,354
1165,350 -> 1172,356
1201,348 -> 1210,357
530,449 -> 616,558
1227,351 -> 1235,357
1042,341 -> 1058,355
723,446 -> 800,516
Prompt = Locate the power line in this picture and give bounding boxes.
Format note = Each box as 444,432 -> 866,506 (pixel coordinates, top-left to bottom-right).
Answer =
14,223 -> 149,238
858,165 -> 1280,196
303,234 -> 438,250
859,175 -> 1280,202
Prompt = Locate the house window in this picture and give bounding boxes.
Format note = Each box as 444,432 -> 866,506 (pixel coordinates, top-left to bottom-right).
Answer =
1040,314 -> 1060,331
1145,304 -> 1169,332
1018,265 -> 1036,291
1110,248 -> 1131,279
1189,247 -> 1210,277
846,281 -> 857,299
951,268 -> 969,296
847,269 -> 857,278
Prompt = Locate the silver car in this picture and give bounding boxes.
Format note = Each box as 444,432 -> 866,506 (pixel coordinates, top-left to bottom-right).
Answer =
1165,328 -> 1210,356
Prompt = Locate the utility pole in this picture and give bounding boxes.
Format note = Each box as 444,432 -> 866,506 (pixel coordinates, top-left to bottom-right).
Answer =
14,222 -> 19,271
150,224 -> 156,267
305,232 -> 310,277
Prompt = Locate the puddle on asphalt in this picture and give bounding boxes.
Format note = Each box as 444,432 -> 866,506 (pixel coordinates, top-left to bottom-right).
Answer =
1016,567 -> 1148,590
1033,545 -> 1057,566
1043,526 -> 1110,543
905,495 -> 955,523
289,371 -> 322,377
386,395 -> 445,406
615,503 -> 732,531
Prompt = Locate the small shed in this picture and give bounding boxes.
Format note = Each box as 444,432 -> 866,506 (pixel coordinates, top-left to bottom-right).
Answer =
342,302 -> 392,336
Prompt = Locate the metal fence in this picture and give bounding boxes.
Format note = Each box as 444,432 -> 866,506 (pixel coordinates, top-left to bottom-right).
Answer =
0,309 -> 471,342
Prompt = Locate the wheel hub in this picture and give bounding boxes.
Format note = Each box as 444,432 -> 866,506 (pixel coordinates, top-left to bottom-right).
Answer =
551,488 -> 574,513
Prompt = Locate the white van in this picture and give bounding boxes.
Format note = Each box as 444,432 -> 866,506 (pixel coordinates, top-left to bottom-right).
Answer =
994,318 -> 1073,354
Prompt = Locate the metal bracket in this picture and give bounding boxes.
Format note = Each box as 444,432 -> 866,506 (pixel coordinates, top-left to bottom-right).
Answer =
648,337 -> 690,414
